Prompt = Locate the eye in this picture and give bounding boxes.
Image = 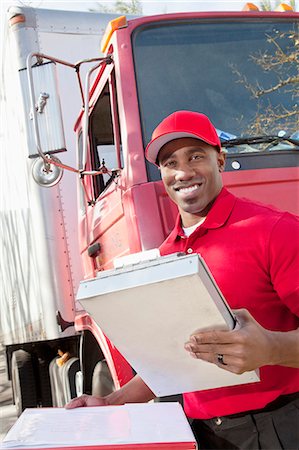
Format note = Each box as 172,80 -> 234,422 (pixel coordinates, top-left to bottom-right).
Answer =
163,159 -> 176,168
190,153 -> 204,161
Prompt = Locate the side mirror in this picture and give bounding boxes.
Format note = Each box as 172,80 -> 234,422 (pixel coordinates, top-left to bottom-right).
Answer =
32,155 -> 63,188
24,52 -> 112,188
23,57 -> 66,158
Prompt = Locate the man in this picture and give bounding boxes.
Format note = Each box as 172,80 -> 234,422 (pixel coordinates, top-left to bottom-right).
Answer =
67,111 -> 299,449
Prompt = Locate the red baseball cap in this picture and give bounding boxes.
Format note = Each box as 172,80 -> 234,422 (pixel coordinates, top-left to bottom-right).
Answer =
145,110 -> 221,165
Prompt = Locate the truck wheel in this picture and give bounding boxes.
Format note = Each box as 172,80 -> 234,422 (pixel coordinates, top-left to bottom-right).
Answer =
92,360 -> 115,397
11,350 -> 38,415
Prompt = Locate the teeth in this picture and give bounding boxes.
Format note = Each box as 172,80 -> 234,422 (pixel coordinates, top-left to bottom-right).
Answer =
179,185 -> 198,193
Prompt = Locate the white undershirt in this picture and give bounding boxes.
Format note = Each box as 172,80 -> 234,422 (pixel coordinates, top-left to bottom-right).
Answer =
182,217 -> 206,237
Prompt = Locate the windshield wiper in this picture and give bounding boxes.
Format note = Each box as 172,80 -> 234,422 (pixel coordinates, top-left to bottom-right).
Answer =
221,134 -> 299,148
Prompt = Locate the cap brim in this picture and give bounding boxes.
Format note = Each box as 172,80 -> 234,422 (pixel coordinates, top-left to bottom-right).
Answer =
145,131 -> 219,165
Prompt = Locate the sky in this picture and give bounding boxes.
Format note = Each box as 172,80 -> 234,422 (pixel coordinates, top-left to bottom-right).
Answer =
2,0 -> 298,15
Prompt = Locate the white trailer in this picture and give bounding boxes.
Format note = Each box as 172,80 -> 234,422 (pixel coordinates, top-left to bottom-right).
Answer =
0,5 -> 121,413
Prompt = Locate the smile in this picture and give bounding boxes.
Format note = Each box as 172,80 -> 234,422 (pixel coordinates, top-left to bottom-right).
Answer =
175,184 -> 202,193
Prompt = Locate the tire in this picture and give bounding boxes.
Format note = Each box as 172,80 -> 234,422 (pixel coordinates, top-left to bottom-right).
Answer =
49,356 -> 80,407
11,350 -> 38,415
61,357 -> 80,403
92,360 -> 115,397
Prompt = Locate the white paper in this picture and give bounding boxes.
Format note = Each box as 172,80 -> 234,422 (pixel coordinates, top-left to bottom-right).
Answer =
2,403 -> 195,449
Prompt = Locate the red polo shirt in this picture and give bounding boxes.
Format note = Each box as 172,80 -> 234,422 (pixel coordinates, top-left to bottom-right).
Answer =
159,188 -> 299,419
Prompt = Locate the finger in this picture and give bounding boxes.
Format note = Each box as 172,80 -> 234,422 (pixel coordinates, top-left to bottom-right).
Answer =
189,330 -> 236,345
188,309 -> 253,345
188,351 -> 228,365
65,395 -> 89,409
187,350 -> 233,370
188,351 -> 233,370
187,351 -> 250,374
185,342 -> 245,358
185,342 -> 231,354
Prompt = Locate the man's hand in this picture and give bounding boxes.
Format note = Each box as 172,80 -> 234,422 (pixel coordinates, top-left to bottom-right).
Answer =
184,309 -> 277,374
65,394 -> 108,409
65,375 -> 156,409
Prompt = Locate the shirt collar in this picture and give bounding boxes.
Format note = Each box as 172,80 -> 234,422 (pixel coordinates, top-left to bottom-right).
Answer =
167,187 -> 236,241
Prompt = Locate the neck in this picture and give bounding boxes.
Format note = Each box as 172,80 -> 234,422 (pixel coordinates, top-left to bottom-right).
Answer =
180,198 -> 217,227
180,187 -> 223,227
181,215 -> 206,228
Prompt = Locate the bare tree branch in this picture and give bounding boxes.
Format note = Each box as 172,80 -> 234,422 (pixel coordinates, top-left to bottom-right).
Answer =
231,28 -> 298,134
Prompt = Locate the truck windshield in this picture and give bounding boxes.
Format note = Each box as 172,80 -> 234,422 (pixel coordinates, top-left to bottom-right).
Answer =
132,19 -> 298,179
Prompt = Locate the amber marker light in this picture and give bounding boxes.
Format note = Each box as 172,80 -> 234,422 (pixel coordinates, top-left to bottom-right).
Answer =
274,3 -> 294,11
101,16 -> 128,53
242,3 -> 260,10
9,13 -> 26,26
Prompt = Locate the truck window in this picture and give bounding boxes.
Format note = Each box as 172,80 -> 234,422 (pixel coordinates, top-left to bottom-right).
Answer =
132,19 -> 298,181
89,77 -> 122,199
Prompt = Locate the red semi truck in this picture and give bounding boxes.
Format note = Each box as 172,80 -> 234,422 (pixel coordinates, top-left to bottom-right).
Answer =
1,3 -> 298,413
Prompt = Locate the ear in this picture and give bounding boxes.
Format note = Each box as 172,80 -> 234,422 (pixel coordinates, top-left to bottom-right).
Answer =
218,151 -> 226,172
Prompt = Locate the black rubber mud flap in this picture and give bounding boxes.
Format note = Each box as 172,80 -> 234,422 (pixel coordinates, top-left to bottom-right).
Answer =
11,349 -> 38,415
37,356 -> 53,407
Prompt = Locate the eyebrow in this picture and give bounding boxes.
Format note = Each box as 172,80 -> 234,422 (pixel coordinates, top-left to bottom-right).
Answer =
159,147 -> 207,163
180,148 -> 207,158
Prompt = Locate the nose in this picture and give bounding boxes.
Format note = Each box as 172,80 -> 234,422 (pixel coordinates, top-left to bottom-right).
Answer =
174,162 -> 195,181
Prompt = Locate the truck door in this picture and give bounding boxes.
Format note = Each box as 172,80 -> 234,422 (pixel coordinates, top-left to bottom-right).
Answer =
78,66 -> 134,276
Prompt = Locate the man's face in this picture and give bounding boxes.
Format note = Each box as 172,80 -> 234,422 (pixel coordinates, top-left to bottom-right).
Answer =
158,138 -> 225,227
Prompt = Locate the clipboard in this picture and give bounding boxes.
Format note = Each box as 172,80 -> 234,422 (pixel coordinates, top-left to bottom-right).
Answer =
77,253 -> 259,396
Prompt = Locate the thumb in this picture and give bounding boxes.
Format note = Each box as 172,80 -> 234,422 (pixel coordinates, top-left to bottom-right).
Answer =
232,308 -> 253,328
